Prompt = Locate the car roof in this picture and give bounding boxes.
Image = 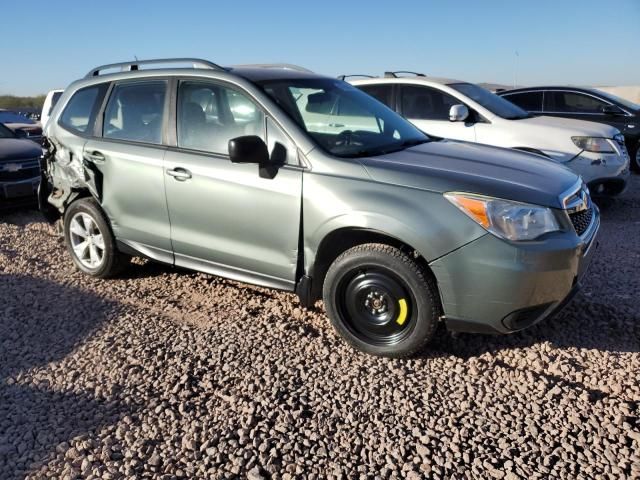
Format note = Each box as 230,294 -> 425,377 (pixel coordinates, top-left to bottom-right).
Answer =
499,86 -> 601,94
350,76 -> 467,87
227,66 -> 325,82
66,60 -> 331,94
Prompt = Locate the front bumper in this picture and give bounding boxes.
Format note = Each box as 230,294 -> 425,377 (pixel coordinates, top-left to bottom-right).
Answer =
0,176 -> 40,208
569,148 -> 630,196
431,210 -> 600,334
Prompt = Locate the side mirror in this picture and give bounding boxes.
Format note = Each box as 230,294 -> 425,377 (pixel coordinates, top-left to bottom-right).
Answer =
601,104 -> 623,116
14,129 -> 27,139
449,104 -> 469,122
228,135 -> 269,165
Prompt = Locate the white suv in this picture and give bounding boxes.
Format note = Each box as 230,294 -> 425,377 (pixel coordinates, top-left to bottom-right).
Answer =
350,73 -> 630,195
40,89 -> 64,128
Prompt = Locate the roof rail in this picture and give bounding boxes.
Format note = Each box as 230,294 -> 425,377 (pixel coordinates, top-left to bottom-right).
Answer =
337,74 -> 374,81
231,63 -> 313,73
85,58 -> 226,78
384,71 -> 427,78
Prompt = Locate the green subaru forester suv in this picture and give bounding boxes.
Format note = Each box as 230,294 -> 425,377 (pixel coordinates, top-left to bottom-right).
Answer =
39,59 -> 599,357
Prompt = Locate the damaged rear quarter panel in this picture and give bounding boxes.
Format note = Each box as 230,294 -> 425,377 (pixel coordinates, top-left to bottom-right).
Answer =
44,126 -> 100,211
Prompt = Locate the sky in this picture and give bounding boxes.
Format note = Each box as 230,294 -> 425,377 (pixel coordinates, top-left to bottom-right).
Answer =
2,0 -> 639,96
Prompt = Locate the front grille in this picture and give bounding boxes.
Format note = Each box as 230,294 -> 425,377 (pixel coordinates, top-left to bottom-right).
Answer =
0,159 -> 40,181
0,167 -> 39,181
569,207 -> 594,236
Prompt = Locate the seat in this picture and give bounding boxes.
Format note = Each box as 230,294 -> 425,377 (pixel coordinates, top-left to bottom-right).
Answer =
180,102 -> 208,149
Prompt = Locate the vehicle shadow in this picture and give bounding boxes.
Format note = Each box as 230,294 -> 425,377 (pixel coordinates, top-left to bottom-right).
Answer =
0,273 -> 133,479
0,206 -> 43,226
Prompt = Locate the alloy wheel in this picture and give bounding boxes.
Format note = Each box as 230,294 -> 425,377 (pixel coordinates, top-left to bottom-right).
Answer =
69,212 -> 106,269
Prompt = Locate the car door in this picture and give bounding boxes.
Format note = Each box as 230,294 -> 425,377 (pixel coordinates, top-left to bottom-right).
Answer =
542,90 -> 622,126
83,79 -> 173,262
163,79 -> 302,290
399,85 -> 476,141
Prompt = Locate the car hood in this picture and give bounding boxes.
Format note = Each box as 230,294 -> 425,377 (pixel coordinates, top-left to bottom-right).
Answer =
515,115 -> 619,137
0,138 -> 43,161
358,140 -> 579,209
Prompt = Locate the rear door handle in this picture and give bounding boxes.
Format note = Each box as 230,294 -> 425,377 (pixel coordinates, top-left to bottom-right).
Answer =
166,167 -> 192,181
85,151 -> 105,164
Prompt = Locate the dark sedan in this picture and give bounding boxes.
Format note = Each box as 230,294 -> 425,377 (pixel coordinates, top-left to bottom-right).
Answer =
498,86 -> 640,171
0,110 -> 43,144
0,122 -> 42,208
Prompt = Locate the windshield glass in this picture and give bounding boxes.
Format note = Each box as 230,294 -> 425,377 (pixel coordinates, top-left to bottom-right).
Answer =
0,123 -> 15,138
258,78 -> 429,157
0,111 -> 35,124
593,89 -> 640,111
449,83 -> 530,119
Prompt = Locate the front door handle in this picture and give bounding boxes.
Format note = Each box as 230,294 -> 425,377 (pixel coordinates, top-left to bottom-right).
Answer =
166,167 -> 192,181
85,151 -> 105,164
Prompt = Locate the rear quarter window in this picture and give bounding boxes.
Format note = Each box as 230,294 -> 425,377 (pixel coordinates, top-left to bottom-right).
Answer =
59,85 -> 108,134
502,91 -> 543,112
358,84 -> 394,108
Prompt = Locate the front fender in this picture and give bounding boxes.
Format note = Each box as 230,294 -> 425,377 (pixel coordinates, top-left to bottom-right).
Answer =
302,172 -> 486,271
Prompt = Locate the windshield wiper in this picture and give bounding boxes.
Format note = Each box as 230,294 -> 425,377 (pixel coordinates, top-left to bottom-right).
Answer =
339,138 -> 430,158
505,113 -> 531,120
382,138 -> 431,154
401,138 -> 430,147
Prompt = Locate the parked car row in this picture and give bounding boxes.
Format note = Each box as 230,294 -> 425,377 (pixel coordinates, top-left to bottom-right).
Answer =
348,73 -> 631,194
35,58 -> 603,357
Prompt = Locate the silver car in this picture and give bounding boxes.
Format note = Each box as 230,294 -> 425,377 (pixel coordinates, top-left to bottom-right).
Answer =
40,59 -> 599,357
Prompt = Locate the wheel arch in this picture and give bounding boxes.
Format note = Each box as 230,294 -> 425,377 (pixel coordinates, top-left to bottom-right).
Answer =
308,227 -> 440,305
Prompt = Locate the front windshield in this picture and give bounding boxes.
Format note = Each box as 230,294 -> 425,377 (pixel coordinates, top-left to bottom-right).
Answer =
0,123 -> 15,138
258,78 -> 429,157
449,83 -> 530,120
0,111 -> 35,124
593,89 -> 640,111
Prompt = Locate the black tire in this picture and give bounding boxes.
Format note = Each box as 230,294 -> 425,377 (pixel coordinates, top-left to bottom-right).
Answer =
323,243 -> 440,358
63,197 -> 128,278
631,141 -> 640,173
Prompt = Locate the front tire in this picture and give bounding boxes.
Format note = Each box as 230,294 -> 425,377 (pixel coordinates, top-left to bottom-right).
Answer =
632,141 -> 640,172
323,243 -> 440,357
63,198 -> 128,278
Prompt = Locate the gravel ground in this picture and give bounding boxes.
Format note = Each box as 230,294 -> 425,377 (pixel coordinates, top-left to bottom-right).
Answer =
1,177 -> 639,480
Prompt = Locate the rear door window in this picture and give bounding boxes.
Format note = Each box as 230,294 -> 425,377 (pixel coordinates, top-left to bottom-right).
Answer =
400,85 -> 458,120
103,81 -> 167,144
358,84 -> 394,108
544,91 -> 608,114
502,91 -> 543,112
59,85 -> 107,134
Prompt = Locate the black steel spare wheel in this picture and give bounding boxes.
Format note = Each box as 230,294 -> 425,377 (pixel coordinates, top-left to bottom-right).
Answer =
339,269 -> 414,346
323,243 -> 440,357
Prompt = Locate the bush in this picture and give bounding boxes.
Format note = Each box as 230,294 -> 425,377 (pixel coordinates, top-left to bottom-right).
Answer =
0,95 -> 46,110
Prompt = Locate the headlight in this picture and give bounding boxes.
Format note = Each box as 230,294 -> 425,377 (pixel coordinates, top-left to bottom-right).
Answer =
445,193 -> 560,241
571,136 -> 615,153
